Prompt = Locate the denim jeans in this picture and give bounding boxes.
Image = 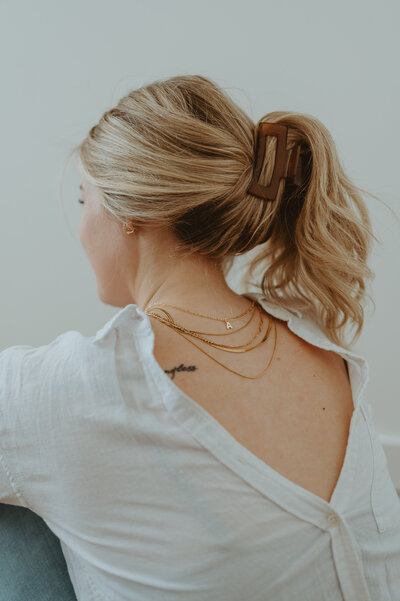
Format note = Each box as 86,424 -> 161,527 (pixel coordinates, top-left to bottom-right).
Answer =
0,504 -> 78,601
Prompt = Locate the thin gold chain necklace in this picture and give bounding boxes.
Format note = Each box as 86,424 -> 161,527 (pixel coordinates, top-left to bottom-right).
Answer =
145,298 -> 256,331
144,300 -> 278,379
165,318 -> 277,379
146,304 -> 268,351
145,302 -> 259,341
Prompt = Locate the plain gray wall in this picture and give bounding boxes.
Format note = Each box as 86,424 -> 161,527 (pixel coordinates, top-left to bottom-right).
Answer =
1,0 -> 399,482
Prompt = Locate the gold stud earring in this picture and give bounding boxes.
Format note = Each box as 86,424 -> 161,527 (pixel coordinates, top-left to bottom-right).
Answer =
123,222 -> 135,235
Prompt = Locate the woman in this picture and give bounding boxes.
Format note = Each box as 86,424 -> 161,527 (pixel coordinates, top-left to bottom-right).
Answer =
1,74 -> 399,600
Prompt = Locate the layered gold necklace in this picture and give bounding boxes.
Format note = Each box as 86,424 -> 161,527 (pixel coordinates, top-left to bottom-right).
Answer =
144,295 -> 277,380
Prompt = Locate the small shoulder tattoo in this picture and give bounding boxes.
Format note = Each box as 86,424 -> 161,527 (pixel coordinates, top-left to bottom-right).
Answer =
164,363 -> 198,380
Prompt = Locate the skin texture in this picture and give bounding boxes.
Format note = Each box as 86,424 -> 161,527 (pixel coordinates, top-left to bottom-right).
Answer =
78,176 -> 354,504
78,177 -> 250,315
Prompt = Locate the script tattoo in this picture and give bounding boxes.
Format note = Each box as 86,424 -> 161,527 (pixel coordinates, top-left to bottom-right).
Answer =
164,363 -> 198,380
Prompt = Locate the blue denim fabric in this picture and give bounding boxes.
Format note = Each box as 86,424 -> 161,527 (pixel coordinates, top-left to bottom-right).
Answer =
0,504 -> 77,601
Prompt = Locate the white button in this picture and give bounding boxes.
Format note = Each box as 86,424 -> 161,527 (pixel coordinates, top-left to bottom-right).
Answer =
326,513 -> 340,528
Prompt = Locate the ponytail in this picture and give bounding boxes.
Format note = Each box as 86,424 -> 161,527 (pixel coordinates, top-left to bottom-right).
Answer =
237,111 -> 381,349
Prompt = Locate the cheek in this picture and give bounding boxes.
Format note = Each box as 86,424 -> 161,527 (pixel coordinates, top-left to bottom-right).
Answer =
79,208 -> 103,267
78,204 -> 92,249
79,208 -> 120,280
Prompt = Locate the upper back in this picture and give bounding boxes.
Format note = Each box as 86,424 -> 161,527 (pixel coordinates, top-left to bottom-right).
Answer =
147,296 -> 354,503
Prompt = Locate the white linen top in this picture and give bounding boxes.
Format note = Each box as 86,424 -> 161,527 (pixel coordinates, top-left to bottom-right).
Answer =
1,291 -> 400,601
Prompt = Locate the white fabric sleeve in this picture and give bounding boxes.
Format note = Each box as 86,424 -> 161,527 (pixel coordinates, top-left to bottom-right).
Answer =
0,332 -> 92,513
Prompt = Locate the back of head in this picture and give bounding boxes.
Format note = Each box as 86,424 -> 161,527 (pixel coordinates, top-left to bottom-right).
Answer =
71,74 -> 380,349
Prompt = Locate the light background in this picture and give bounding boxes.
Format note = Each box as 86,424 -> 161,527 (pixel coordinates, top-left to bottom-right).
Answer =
1,0 -> 399,484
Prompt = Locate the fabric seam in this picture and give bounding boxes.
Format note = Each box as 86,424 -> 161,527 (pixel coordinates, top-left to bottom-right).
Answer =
0,450 -> 29,508
80,561 -> 108,601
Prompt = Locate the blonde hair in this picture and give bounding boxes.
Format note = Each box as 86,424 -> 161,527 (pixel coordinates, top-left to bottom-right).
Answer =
70,74 -> 389,349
